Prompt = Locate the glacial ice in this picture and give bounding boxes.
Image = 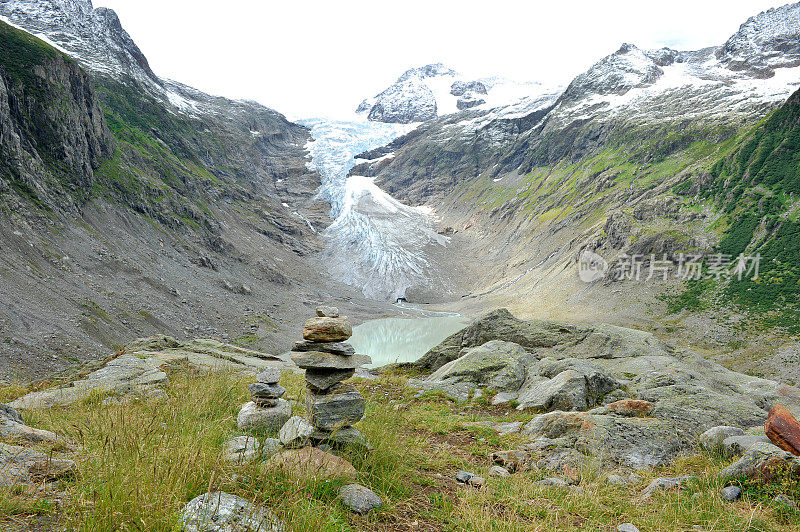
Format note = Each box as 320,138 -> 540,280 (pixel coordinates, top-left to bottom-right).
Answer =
300,118 -> 447,301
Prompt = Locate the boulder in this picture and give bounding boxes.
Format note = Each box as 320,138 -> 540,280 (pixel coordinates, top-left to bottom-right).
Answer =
490,450 -> 530,473
720,441 -> 800,479
765,404 -> 800,456
310,427 -> 371,450
699,426 -> 745,452
427,340 -> 534,392
338,484 -> 382,514
0,416 -> 60,444
0,404 -> 23,424
722,435 -> 772,457
306,384 -> 365,431
237,400 -> 291,434
517,364 -> 619,412
223,436 -> 262,463
256,368 -> 282,384
535,477 -> 568,488
302,317 -> 352,342
316,306 -> 340,318
248,383 -> 286,400
278,416 -> 314,448
617,524 -> 640,532
489,465 -> 510,478
721,486 -> 742,502
291,352 -> 371,370
641,476 -> 693,498
180,491 -> 284,532
0,442 -> 76,487
265,447 -> 357,480
524,411 -> 689,468
305,369 -> 355,391
294,341 -> 355,357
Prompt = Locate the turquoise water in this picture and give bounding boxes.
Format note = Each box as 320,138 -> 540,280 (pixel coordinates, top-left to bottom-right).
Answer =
348,315 -> 467,367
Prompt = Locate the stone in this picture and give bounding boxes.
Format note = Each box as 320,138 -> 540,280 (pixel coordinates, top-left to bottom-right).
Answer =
426,340 -> 535,394
465,421 -> 523,436
180,491 -> 284,532
524,411 -> 688,469
0,442 -> 76,487
248,383 -> 286,400
720,441 -> 800,479
237,400 -> 291,434
338,484 -> 382,514
617,524 -> 640,532
489,466 -> 510,478
265,447 -> 357,480
608,399 -> 654,417
316,306 -> 340,318
765,404 -> 800,456
306,384 -> 365,431
641,477 -> 693,498
223,436 -> 261,463
606,474 -> 629,486
775,494 -> 798,508
491,450 -> 530,473
0,404 -> 23,424
455,471 -> 474,483
310,427 -> 371,450
279,416 -> 314,449
0,416 -> 60,444
254,398 -> 279,408
721,486 -> 742,502
302,317 -> 352,342
291,352 -> 371,370
722,435 -> 772,457
257,368 -> 282,384
294,340 -> 355,357
517,364 -> 619,412
700,426 -> 745,452
261,438 -> 282,457
305,369 -> 355,391
467,476 -> 486,488
535,477 -> 568,488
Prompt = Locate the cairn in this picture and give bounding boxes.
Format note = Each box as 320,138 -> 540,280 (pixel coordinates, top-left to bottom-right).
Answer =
237,367 -> 291,433
290,306 -> 372,448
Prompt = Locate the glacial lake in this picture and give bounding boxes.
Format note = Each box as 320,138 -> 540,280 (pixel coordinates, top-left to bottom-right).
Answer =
347,315 -> 467,368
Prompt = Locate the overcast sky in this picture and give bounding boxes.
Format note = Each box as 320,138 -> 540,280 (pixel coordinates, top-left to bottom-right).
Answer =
95,0 -> 789,120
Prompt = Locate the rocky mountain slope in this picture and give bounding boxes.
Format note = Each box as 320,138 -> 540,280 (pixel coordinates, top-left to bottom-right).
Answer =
0,2 -> 391,382
350,3 -> 800,379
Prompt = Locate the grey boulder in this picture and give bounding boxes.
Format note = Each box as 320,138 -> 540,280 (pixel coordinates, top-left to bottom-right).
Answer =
237,400 -> 291,434
338,484 -> 382,514
699,426 -> 745,452
307,384 -> 365,431
720,441 -> 800,479
180,491 -> 284,531
305,369 -> 355,391
721,486 -> 742,502
279,416 -> 314,448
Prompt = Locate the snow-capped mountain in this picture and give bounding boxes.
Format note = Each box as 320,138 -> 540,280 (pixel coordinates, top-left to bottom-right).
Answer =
357,2 -> 800,206
0,0 -> 282,118
356,63 -> 548,124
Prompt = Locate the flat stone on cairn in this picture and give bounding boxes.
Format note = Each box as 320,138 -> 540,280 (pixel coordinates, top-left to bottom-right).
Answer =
237,366 -> 290,434
283,310 -> 371,449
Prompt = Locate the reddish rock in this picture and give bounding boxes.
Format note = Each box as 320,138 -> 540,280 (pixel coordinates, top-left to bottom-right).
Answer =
608,399 -> 654,417
766,404 -> 800,456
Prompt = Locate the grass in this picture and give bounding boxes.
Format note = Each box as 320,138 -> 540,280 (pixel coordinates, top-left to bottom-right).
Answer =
1,370 -> 798,531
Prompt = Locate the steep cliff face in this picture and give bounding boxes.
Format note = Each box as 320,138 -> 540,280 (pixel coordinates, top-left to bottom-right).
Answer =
0,20 -> 113,209
0,15 -> 388,382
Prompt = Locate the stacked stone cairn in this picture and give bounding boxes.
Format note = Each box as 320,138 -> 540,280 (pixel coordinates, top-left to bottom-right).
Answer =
290,306 -> 372,449
237,367 -> 291,433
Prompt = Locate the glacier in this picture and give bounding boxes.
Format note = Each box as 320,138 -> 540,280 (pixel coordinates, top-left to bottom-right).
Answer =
300,118 -> 448,301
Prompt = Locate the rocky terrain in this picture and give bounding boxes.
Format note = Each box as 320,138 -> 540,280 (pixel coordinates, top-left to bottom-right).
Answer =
0,1 -> 394,381
1,308 -> 800,530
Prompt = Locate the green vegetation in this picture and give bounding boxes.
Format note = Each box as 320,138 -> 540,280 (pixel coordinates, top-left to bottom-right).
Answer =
1,370 -> 798,530
0,21 -> 71,91
669,89 -> 800,331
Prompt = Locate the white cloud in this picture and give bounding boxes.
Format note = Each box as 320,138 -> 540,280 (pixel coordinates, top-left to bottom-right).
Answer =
94,0 -> 791,119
